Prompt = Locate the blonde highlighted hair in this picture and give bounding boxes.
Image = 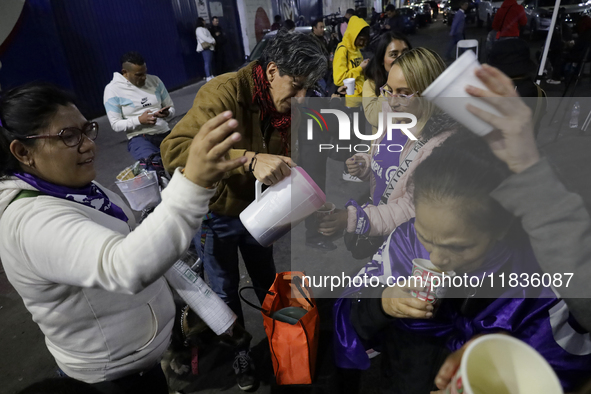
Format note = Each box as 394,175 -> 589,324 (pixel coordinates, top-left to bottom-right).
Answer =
392,47 -> 446,135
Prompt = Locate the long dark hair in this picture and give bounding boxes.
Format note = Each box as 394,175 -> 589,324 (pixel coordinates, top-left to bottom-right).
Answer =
412,131 -> 513,237
197,17 -> 206,28
0,83 -> 75,177
364,32 -> 412,96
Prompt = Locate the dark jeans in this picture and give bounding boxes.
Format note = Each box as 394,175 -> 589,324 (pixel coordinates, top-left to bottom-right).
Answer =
196,213 -> 276,325
127,131 -> 170,161
202,49 -> 214,77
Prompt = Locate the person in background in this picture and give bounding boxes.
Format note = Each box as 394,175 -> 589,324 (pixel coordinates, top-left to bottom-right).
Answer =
103,51 -> 175,163
370,7 -> 379,26
382,4 -> 403,34
429,0 -> 439,20
160,30 -> 327,391
445,0 -> 469,60
271,15 -> 282,31
0,83 -> 245,394
209,16 -> 227,75
547,14 -> 591,84
283,19 -> 296,31
333,15 -> 370,182
311,18 -> 332,93
333,16 -> 370,100
340,8 -> 356,40
296,15 -> 307,27
545,10 -> 574,85
362,32 -> 412,135
311,18 -> 329,55
196,17 -> 216,82
492,0 -> 527,39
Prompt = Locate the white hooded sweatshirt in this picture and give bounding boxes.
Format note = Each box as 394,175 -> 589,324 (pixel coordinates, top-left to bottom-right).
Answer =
0,170 -> 214,383
103,73 -> 175,139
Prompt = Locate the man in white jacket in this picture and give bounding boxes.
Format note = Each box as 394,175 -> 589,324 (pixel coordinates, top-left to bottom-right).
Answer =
103,51 -> 175,162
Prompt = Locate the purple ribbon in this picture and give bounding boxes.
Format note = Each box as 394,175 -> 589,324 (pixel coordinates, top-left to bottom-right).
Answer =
13,172 -> 128,223
345,199 -> 370,235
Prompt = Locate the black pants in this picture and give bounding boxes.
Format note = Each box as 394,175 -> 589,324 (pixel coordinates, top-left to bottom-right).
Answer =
379,325 -> 450,394
91,364 -> 168,394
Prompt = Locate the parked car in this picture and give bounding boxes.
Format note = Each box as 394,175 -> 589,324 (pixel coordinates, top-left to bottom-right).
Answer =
477,0 -> 505,29
398,6 -> 419,33
523,0 -> 591,38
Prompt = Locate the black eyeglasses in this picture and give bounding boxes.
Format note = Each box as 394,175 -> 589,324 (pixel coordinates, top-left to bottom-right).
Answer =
25,122 -> 99,147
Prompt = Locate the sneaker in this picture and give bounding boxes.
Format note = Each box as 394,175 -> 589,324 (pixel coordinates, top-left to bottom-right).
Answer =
206,76 -> 214,82
233,350 -> 256,391
366,348 -> 381,359
342,171 -> 363,182
546,79 -> 562,85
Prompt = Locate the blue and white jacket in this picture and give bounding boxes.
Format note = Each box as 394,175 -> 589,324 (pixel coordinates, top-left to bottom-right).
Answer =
103,72 -> 175,139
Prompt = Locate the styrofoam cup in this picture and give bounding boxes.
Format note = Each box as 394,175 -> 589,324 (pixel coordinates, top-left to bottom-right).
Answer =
445,334 -> 563,394
344,78 -> 356,95
422,50 -> 502,137
410,258 -> 455,305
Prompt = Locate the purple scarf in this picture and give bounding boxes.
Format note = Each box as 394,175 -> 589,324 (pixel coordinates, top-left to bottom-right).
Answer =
333,219 -> 591,391
13,172 -> 128,222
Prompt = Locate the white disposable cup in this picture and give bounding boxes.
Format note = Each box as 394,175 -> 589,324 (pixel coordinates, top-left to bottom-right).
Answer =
240,167 -> 326,247
422,50 -> 502,137
343,78 -> 356,95
410,258 -> 455,305
316,202 -> 335,218
445,334 -> 563,394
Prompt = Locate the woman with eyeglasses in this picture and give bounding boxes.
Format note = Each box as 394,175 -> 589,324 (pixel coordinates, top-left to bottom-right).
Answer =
319,48 -> 460,241
0,84 -> 246,393
362,31 -> 412,136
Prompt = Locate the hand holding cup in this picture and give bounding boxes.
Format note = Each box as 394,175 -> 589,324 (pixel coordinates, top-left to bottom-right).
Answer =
381,283 -> 434,319
465,64 -> 540,174
317,207 -> 347,237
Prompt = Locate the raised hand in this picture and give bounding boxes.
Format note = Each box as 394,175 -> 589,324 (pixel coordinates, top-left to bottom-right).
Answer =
184,111 -> 248,188
465,64 -> 540,174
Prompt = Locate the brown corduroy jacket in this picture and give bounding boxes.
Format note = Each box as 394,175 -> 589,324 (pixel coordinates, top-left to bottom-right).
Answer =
161,62 -> 291,217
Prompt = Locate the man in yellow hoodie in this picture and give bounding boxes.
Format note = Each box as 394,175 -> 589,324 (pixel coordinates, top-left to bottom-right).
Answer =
333,15 -> 370,98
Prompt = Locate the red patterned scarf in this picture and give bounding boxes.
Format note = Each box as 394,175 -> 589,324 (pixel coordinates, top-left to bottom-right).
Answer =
251,63 -> 291,130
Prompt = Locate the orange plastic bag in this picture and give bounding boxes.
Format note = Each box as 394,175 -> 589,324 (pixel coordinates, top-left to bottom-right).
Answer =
239,272 -> 319,385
